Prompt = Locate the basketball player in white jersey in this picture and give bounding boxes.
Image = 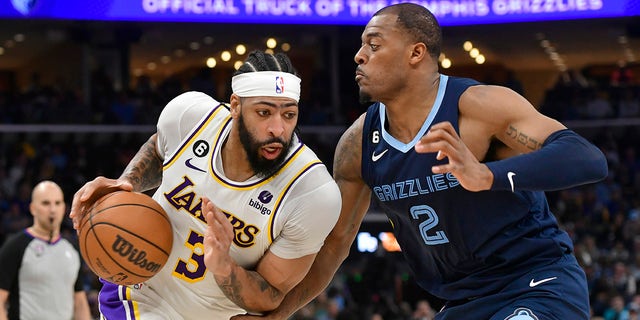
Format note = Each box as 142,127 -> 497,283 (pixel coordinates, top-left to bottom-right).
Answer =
69,51 -> 341,319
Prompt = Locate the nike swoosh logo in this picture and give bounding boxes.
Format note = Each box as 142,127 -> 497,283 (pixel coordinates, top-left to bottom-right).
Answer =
372,149 -> 388,162
185,158 -> 206,173
507,171 -> 516,192
529,277 -> 557,287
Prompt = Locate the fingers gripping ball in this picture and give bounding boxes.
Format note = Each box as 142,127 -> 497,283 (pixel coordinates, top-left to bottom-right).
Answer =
78,191 -> 173,286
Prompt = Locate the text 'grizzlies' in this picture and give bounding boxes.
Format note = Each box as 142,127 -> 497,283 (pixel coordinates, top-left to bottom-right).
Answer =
112,235 -> 161,272
373,173 -> 459,202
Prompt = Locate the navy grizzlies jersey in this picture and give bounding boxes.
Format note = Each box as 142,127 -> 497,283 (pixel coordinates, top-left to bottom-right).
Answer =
361,75 -> 574,301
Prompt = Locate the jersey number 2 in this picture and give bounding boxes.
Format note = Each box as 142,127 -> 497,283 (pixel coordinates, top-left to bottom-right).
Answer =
410,205 -> 449,245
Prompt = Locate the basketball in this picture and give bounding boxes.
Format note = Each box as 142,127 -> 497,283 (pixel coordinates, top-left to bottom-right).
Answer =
78,191 -> 173,286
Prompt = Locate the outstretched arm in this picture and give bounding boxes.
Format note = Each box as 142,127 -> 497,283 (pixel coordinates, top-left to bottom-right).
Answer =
415,85 -> 607,192
231,114 -> 373,319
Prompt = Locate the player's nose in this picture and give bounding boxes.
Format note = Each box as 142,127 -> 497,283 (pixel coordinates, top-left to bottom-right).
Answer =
267,115 -> 285,137
354,47 -> 366,64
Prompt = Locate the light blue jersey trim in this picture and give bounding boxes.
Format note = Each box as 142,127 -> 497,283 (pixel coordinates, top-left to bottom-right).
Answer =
380,74 -> 449,153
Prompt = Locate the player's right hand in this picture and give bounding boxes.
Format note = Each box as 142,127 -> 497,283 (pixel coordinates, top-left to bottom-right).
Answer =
202,197 -> 234,276
415,121 -> 493,192
69,176 -> 133,231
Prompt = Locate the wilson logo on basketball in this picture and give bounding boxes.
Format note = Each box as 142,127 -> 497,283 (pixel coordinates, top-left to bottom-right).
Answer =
111,235 -> 162,272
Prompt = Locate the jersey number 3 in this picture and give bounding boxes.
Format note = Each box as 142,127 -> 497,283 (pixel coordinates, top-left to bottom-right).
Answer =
173,230 -> 207,282
410,205 -> 449,245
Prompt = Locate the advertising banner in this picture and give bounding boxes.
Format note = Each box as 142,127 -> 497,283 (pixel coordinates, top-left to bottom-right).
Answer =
1,0 -> 638,26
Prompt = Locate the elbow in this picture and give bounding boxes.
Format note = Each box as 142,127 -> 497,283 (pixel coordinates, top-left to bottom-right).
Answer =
334,244 -> 351,263
325,232 -> 354,264
571,141 -> 609,185
247,299 -> 282,314
243,291 -> 286,314
588,147 -> 609,183
593,158 -> 609,182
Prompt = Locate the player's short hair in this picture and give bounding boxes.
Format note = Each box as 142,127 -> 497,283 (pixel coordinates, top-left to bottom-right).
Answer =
234,50 -> 299,77
374,3 -> 442,59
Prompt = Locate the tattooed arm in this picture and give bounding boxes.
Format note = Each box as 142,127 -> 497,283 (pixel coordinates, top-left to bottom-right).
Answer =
69,134 -> 163,229
203,194 -> 321,313
415,85 -> 607,192
119,134 -> 163,192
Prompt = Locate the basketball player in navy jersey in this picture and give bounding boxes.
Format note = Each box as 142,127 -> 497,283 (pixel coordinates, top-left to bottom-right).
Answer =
235,3 -> 608,320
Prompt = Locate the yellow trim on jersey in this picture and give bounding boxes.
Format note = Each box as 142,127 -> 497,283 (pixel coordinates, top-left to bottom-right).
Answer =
267,159 -> 323,243
125,286 -> 141,319
208,115 -> 232,176
210,143 -> 309,191
162,104 -> 226,170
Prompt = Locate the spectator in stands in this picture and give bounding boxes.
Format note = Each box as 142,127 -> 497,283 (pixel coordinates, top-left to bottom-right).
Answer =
628,294 -> 640,315
603,294 -> 630,320
611,261 -> 636,299
411,300 -> 435,320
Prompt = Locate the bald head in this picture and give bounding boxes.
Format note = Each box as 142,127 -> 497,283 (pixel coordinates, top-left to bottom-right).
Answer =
32,180 -> 64,201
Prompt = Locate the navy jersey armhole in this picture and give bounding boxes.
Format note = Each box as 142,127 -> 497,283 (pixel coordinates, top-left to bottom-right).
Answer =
361,103 -> 381,183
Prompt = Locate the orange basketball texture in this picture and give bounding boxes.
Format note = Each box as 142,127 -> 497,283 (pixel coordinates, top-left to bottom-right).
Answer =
78,191 -> 173,286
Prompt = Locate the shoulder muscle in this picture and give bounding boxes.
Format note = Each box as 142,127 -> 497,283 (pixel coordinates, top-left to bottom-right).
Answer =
334,114 -> 365,182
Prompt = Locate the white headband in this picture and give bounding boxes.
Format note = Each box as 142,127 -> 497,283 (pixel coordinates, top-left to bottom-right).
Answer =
231,71 -> 301,102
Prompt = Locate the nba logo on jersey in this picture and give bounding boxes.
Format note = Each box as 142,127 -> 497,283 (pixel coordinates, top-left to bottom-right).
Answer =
275,75 -> 285,94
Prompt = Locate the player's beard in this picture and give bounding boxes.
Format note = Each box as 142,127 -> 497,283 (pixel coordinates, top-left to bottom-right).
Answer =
238,113 -> 293,179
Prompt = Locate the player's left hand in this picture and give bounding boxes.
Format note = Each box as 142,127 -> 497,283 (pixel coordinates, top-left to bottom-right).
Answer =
415,121 -> 493,192
202,197 -> 235,276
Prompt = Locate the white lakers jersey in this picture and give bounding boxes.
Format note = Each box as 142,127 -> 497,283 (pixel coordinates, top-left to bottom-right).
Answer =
101,92 -> 341,319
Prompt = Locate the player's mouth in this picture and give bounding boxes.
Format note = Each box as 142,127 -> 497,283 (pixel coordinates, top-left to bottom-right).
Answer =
261,144 -> 283,160
355,70 -> 365,83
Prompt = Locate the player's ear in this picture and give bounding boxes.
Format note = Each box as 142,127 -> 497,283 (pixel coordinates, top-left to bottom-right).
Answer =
409,42 -> 427,64
28,202 -> 36,217
229,94 -> 241,118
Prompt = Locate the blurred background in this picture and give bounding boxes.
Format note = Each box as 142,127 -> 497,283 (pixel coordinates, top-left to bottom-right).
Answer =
1,1 -> 640,319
